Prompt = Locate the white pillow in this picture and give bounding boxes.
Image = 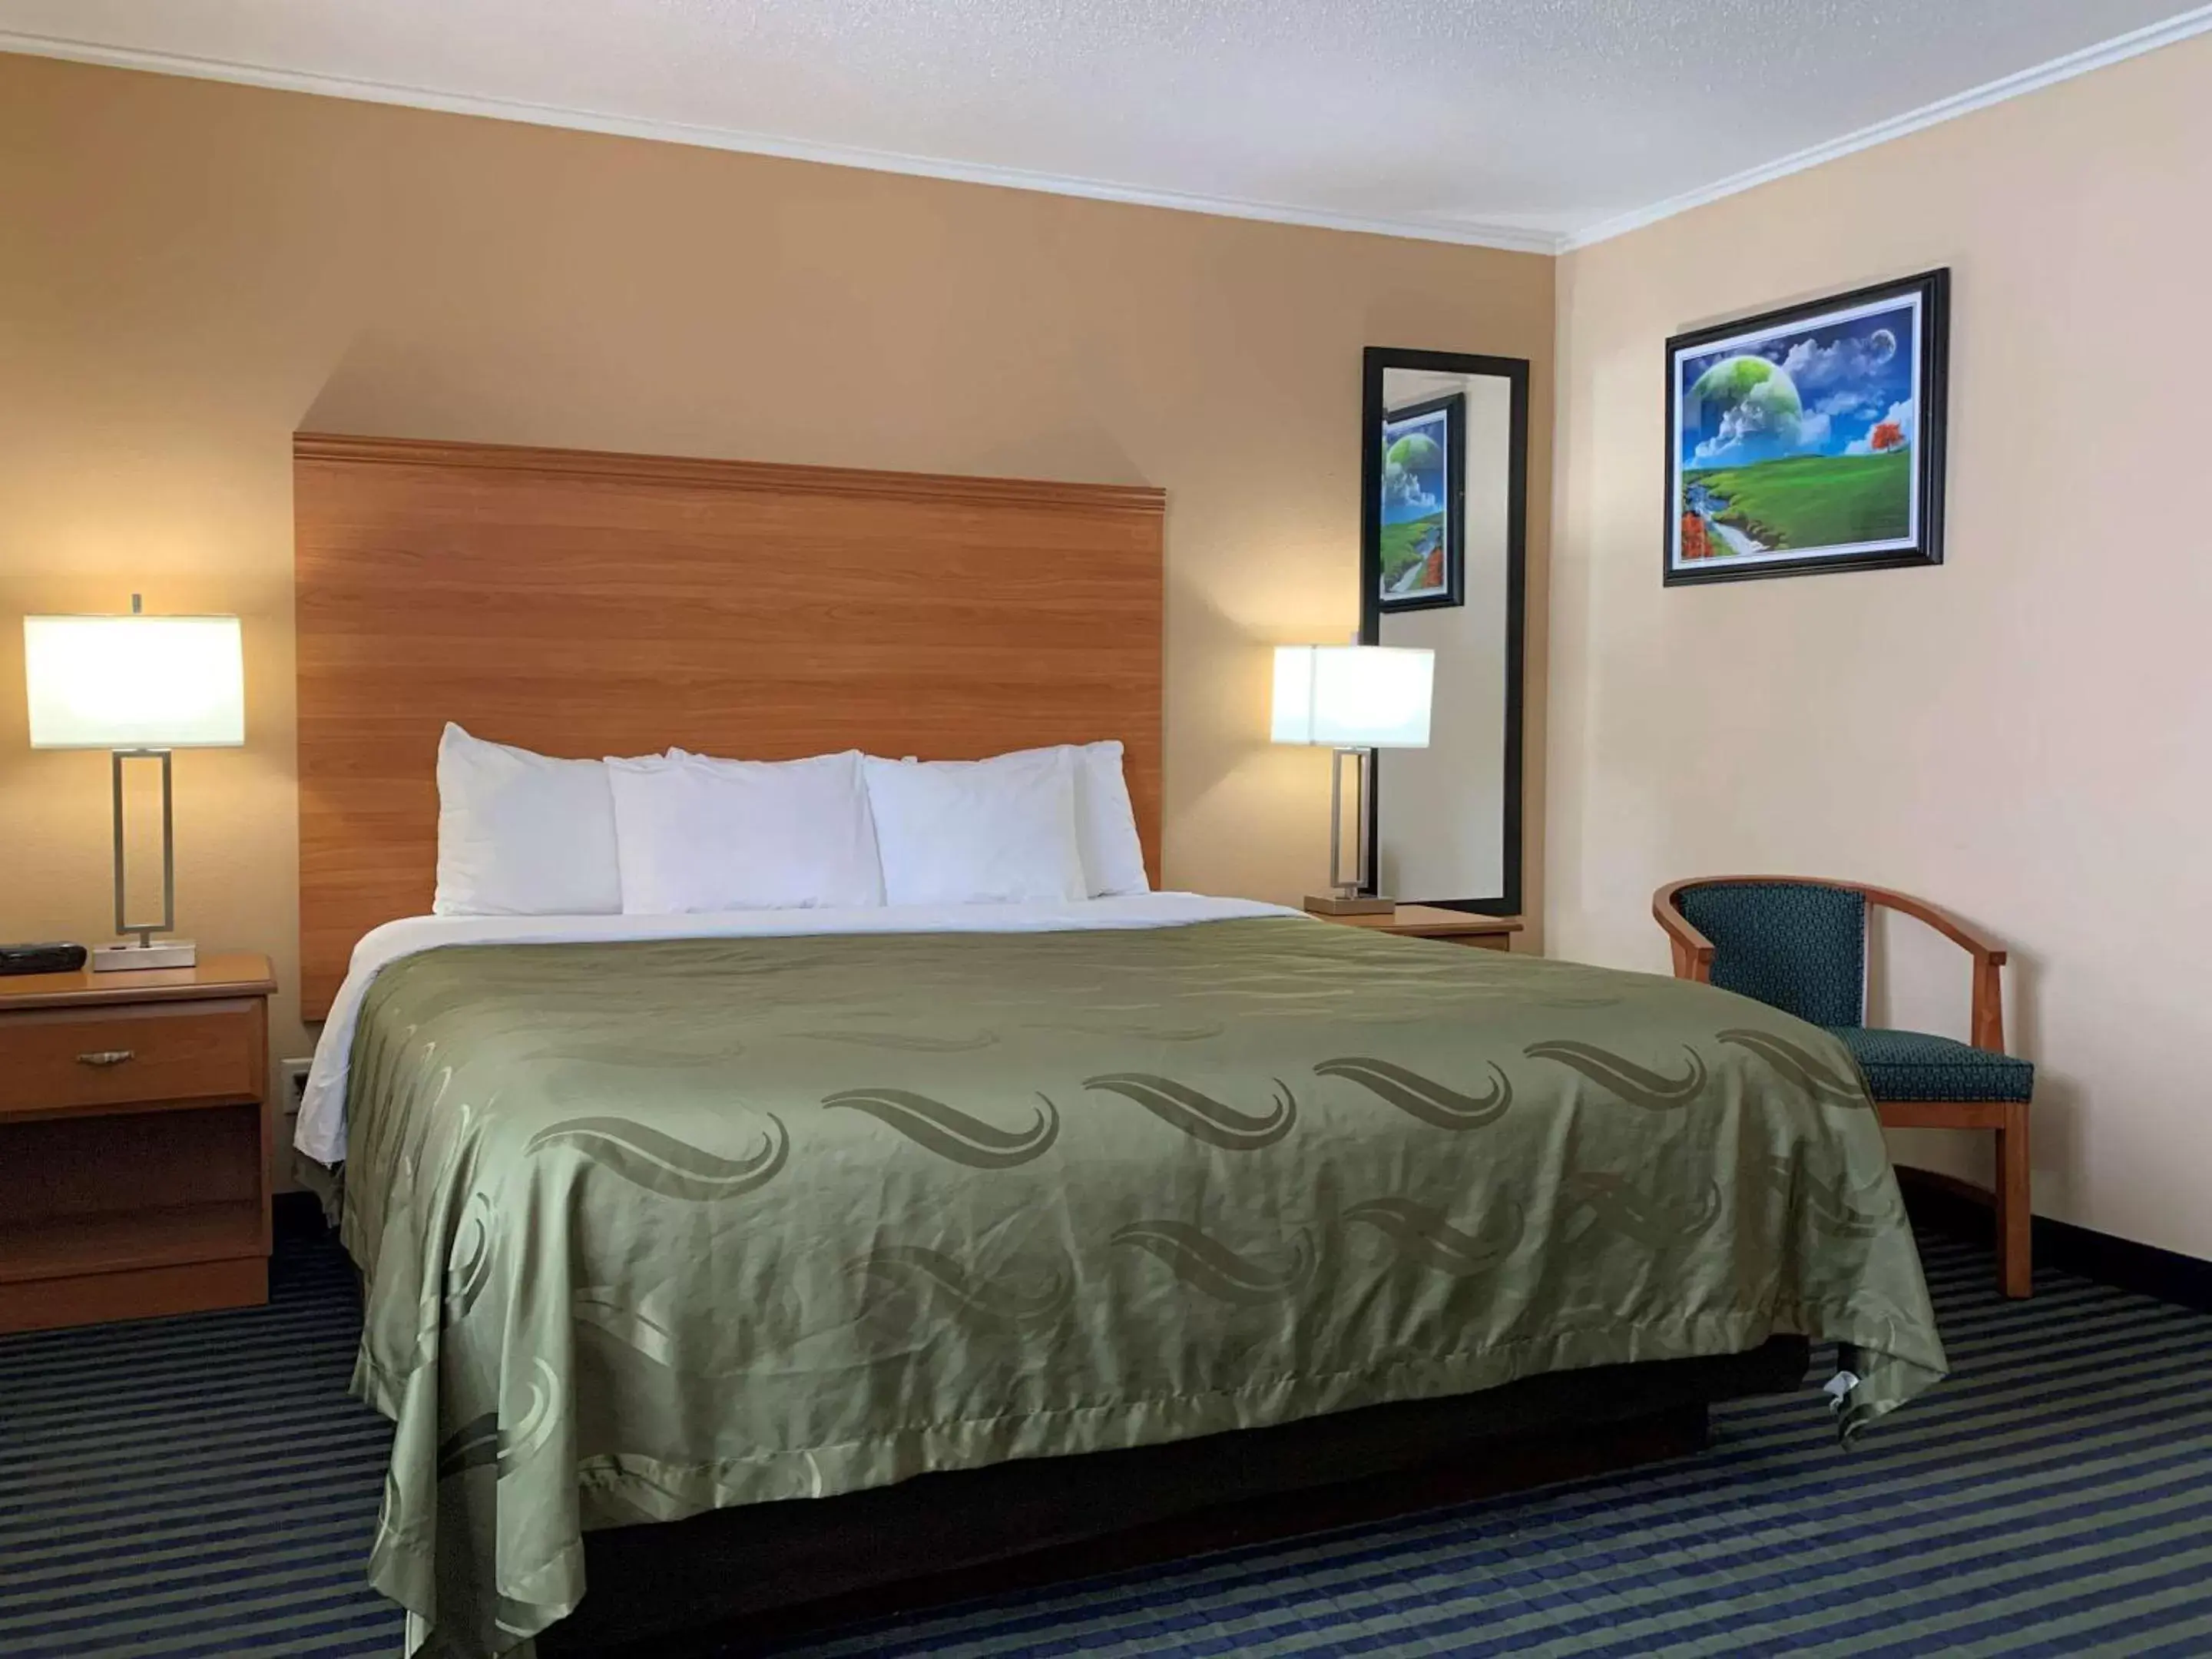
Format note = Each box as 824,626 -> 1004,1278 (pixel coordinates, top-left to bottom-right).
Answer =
861,748 -> 1087,906
607,750 -> 884,913
1003,740 -> 1149,897
433,724 -> 638,916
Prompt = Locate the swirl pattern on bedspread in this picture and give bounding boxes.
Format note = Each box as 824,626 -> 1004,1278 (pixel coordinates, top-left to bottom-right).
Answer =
338,916 -> 1945,1659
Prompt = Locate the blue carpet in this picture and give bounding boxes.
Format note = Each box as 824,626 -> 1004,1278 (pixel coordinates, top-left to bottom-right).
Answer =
4,1230 -> 2210,1657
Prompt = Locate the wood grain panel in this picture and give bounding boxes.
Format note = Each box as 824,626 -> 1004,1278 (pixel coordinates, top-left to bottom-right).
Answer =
0,1106 -> 262,1227
0,1254 -> 267,1333
0,952 -> 278,1009
295,433 -> 1166,1016
0,1002 -> 261,1121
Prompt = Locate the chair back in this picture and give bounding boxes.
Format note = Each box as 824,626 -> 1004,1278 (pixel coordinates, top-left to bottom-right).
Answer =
1673,880 -> 1866,1028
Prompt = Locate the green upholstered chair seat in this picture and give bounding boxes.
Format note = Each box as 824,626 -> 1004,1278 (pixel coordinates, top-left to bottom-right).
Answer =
1825,1026 -> 2035,1104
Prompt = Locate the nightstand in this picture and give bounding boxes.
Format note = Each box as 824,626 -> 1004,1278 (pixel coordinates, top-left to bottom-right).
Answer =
1316,905 -> 1523,951
0,952 -> 276,1333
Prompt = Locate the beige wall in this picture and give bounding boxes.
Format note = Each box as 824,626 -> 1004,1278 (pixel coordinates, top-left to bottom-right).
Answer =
0,52 -> 1554,1094
1551,35 -> 2212,1257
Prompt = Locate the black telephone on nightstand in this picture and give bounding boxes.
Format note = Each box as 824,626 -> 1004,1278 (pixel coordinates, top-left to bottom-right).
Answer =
0,942 -> 89,975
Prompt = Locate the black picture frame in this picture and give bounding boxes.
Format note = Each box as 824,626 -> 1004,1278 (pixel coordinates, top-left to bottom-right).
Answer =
1358,346 -> 1528,919
1374,390 -> 1465,611
1664,267 -> 1949,587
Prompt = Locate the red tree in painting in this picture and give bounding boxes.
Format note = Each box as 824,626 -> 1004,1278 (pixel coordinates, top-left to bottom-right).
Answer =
1680,511 -> 1711,561
1869,420 -> 1906,452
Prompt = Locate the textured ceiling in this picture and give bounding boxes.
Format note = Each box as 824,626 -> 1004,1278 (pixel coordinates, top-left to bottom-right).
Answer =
1,0 -> 2204,247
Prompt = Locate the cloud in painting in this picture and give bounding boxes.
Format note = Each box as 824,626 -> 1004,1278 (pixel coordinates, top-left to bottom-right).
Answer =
1845,398 -> 1915,455
1382,460 -> 1437,514
1783,327 -> 1898,390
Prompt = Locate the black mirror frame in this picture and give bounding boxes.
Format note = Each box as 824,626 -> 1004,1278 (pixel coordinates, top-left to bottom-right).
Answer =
1358,346 -> 1528,919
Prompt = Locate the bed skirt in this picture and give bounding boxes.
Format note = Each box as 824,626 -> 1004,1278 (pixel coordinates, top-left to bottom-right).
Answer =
544,1335 -> 1810,1656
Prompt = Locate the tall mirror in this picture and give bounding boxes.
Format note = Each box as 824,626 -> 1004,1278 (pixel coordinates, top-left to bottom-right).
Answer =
1359,347 -> 1527,915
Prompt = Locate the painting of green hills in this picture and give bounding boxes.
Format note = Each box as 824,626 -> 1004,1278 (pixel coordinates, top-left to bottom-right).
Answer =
1684,449 -> 1909,553
1380,512 -> 1445,590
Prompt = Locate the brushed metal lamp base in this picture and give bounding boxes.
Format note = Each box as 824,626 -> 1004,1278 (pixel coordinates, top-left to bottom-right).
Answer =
92,939 -> 199,972
1300,747 -> 1397,918
1303,893 -> 1395,916
92,747 -> 196,972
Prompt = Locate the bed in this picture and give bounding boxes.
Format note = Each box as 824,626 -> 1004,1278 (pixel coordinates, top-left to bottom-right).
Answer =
293,435 -> 1945,1659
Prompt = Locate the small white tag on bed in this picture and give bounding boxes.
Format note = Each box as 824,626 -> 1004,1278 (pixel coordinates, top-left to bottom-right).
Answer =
1823,1371 -> 1860,1412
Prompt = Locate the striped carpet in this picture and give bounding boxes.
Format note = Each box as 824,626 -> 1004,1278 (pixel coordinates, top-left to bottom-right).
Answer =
4,1231 -> 2209,1657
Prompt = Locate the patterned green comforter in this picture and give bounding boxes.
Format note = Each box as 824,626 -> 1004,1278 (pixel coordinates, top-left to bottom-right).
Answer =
341,917 -> 1945,1657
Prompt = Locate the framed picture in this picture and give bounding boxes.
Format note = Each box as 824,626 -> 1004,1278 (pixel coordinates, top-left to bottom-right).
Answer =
1376,392 -> 1465,610
1665,268 -> 1949,586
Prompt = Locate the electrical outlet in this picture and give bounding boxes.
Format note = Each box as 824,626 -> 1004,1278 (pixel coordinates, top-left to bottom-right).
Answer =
280,1057 -> 313,1114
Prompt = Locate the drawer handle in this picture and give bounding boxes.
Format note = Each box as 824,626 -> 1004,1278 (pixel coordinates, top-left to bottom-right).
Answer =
76,1048 -> 136,1068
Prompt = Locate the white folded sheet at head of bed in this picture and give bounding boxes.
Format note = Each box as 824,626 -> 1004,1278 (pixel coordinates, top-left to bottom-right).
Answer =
293,892 -> 1300,1166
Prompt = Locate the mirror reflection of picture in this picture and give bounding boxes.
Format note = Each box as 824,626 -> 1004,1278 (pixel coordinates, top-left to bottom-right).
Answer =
1359,348 -> 1527,918
1377,392 -> 1464,611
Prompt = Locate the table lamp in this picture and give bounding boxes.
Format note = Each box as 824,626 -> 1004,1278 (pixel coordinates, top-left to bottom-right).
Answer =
24,598 -> 245,970
1270,643 -> 1433,916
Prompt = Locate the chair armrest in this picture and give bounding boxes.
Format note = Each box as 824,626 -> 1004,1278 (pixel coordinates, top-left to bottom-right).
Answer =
1651,882 -> 1716,983
1862,886 -> 2010,1053
1860,886 -> 2008,966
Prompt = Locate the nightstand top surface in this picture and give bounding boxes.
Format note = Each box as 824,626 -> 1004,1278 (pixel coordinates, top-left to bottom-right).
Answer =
1326,906 -> 1525,938
0,952 -> 276,1009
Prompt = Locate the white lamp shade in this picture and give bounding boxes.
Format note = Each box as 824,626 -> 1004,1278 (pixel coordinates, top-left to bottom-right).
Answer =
25,614 -> 246,749
1270,644 -> 1433,750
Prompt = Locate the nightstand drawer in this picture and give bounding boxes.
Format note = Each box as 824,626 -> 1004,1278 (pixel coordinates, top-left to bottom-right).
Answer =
0,1000 -> 261,1118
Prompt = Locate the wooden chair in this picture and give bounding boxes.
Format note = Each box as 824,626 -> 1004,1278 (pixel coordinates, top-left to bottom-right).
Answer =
1654,876 -> 2034,1297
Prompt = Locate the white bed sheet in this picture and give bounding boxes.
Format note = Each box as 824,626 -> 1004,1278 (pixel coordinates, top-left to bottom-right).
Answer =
296,892 -> 1299,1164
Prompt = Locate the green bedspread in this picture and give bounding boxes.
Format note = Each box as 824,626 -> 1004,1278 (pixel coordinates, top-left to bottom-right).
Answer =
342,916 -> 1945,1657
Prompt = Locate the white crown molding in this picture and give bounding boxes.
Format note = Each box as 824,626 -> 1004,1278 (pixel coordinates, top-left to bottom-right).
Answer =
6,8 -> 2208,260
1560,4 -> 2212,251
0,28 -> 1561,255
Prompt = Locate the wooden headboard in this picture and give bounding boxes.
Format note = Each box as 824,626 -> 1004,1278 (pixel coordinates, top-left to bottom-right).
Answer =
294,433 -> 1165,1018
